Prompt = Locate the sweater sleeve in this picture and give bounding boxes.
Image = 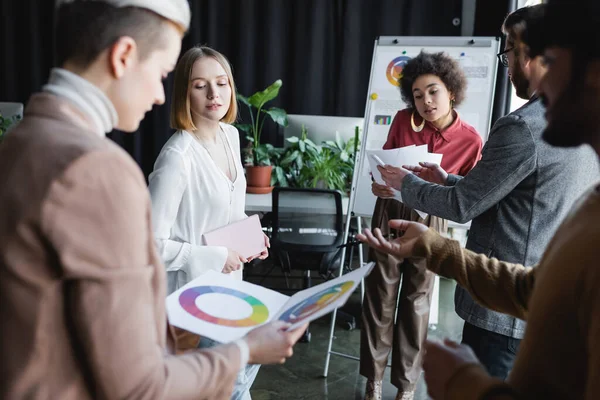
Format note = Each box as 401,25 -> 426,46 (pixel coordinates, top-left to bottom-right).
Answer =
410,229 -> 534,400
579,239 -> 600,400
148,145 -> 228,286
413,229 -> 536,320
400,116 -> 537,223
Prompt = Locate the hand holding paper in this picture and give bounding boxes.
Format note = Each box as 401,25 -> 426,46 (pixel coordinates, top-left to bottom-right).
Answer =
378,164 -> 411,190
166,265 -> 374,343
367,145 -> 443,188
366,145 -> 441,219
371,181 -> 395,199
367,148 -> 407,185
244,321 -> 308,364
402,161 -> 448,186
379,157 -> 444,191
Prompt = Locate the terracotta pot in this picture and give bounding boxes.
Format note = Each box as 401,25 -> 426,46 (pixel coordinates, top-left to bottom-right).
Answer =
245,165 -> 273,190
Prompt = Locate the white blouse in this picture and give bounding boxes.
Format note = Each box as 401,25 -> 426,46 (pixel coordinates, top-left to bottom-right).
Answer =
148,123 -> 247,294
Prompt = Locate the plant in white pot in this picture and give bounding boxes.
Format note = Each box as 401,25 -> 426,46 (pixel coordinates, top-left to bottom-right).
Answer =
235,79 -> 288,194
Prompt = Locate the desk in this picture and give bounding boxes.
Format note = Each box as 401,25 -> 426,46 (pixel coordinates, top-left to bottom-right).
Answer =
246,193 -> 350,215
247,193 -> 470,230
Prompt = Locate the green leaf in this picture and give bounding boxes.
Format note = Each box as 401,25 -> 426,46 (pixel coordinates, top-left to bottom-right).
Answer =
304,138 -> 317,148
286,136 -> 299,144
306,145 -> 319,158
235,124 -> 253,133
335,131 -> 344,149
236,93 -> 251,107
247,80 -> 283,109
254,145 -> 271,166
281,150 -> 299,165
274,166 -> 288,187
340,150 -> 349,162
264,107 -> 288,127
300,124 -> 308,140
298,140 -> 305,153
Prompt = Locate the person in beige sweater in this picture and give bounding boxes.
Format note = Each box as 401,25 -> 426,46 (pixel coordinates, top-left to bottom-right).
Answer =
358,0 -> 600,398
0,1 -> 305,399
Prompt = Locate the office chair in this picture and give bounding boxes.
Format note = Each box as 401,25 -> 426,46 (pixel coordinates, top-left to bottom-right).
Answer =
270,187 -> 357,341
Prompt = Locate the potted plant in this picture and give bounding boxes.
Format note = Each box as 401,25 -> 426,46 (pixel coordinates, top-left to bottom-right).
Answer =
235,79 -> 288,193
272,124 -> 319,187
0,112 -> 21,144
274,125 -> 360,194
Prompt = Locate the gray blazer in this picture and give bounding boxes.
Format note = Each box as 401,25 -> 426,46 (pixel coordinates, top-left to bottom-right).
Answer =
401,97 -> 599,338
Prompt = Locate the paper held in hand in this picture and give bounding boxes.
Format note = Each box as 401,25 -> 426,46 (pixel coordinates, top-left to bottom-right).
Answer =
166,263 -> 375,342
366,145 -> 443,219
202,214 -> 266,260
367,145 -> 443,186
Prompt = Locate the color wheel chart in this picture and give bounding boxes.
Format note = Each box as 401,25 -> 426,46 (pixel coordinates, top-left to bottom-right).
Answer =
278,281 -> 354,324
179,286 -> 269,327
386,55 -> 411,86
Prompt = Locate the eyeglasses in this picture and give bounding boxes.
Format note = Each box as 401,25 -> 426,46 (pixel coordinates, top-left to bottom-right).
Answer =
497,47 -> 514,68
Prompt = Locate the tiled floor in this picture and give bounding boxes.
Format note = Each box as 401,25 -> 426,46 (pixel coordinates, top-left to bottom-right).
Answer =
244,259 -> 465,400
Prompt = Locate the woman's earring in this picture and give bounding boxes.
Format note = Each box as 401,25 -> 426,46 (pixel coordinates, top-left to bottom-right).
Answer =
450,99 -> 455,109
411,110 -> 425,132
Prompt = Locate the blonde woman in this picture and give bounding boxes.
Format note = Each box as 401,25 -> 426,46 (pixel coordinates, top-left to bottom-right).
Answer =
148,46 -> 268,400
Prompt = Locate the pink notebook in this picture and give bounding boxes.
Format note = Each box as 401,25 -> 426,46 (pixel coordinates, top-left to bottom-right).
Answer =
202,214 -> 266,259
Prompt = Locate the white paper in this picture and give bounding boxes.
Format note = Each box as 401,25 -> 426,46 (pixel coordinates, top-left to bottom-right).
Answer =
166,264 -> 375,342
365,145 -> 442,220
366,145 -> 441,185
274,263 -> 375,330
366,148 -> 402,184
166,271 -> 289,343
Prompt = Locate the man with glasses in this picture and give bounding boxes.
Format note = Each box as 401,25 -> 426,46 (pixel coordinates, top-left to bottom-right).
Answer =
374,4 -> 598,380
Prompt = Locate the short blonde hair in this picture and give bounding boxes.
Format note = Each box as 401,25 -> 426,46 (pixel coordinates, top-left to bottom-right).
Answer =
170,46 -> 238,130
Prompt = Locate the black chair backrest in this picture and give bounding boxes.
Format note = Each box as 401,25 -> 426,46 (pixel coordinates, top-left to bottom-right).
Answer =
271,187 -> 344,252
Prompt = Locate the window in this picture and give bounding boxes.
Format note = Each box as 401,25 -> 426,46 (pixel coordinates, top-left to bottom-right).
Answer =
509,0 -> 544,112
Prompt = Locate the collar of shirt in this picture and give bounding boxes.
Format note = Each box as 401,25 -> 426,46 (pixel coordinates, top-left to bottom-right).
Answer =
422,111 -> 463,143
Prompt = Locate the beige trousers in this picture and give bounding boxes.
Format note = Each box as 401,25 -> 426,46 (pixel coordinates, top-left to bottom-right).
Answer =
360,198 -> 446,391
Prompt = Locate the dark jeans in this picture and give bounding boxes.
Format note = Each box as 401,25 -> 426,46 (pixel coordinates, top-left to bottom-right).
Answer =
461,322 -> 521,380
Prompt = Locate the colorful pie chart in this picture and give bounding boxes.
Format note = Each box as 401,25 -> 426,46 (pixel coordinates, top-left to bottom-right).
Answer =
278,281 -> 355,324
386,56 -> 411,86
179,286 -> 269,327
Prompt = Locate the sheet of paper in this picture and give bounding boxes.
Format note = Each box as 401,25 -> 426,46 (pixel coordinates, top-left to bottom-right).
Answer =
202,214 -> 266,259
166,270 -> 289,343
366,148 -> 401,184
274,263 -> 375,331
396,147 -> 441,170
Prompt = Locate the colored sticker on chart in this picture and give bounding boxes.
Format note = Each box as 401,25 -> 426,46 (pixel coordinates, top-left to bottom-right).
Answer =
386,55 -> 411,87
374,115 -> 392,125
179,286 -> 269,327
278,281 -> 355,324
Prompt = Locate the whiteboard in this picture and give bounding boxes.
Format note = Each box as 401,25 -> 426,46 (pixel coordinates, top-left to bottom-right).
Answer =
350,36 -> 500,217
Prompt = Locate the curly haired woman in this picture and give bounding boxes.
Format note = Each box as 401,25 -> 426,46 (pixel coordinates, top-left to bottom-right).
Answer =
360,51 -> 483,400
